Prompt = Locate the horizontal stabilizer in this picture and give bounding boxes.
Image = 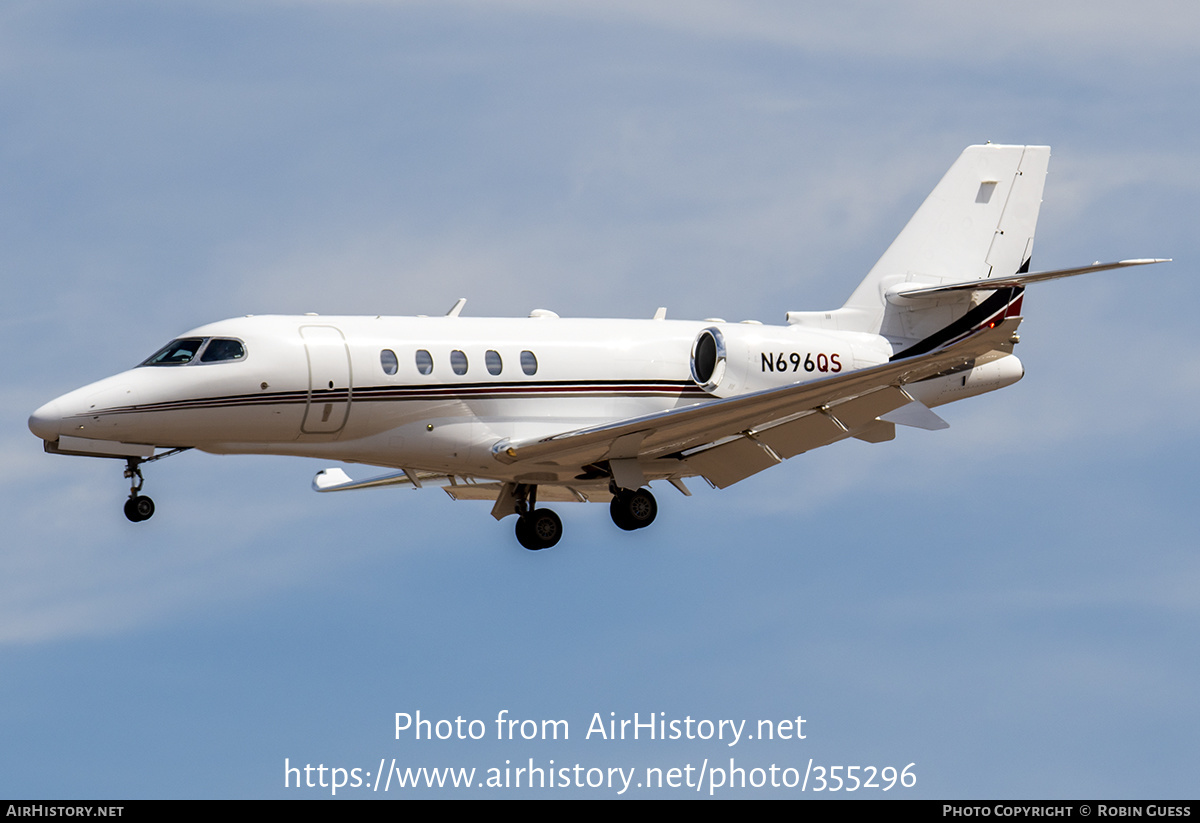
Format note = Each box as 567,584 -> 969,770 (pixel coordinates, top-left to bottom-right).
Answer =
891,258 -> 1169,300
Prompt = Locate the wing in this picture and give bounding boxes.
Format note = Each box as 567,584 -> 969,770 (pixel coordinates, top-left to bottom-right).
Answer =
491,317 -> 1023,490
312,467 -> 606,503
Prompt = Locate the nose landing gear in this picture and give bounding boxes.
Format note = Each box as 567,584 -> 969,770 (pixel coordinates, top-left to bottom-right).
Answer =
123,459 -> 154,522
119,448 -> 189,523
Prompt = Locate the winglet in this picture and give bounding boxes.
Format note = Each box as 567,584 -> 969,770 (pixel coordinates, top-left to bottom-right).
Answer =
313,467 -> 354,491
445,298 -> 467,317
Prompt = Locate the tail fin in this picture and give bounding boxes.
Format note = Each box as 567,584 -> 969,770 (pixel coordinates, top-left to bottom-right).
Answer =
788,145 -> 1050,341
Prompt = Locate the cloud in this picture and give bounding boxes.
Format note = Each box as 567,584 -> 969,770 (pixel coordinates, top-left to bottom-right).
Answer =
356,0 -> 1200,66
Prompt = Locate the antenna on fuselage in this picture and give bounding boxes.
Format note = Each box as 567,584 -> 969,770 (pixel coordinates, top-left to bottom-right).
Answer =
445,298 -> 467,317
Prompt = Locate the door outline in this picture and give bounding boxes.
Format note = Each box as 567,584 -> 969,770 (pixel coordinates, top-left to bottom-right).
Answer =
300,325 -> 352,434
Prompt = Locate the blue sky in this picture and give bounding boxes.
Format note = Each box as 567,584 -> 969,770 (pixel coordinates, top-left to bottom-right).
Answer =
3,0 -> 1197,798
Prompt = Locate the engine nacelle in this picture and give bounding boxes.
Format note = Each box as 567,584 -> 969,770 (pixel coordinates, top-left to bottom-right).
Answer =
689,324 -> 886,398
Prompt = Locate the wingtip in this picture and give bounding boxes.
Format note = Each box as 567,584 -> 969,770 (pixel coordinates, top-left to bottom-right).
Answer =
313,467 -> 352,491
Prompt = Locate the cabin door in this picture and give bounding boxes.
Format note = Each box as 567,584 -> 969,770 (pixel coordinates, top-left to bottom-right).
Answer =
300,325 -> 351,434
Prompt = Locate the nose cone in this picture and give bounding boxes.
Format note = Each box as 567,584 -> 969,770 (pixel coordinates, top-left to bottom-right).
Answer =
29,398 -> 63,441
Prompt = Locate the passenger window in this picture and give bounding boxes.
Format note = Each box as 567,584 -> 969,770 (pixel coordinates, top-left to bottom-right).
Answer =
200,338 -> 246,363
485,350 -> 502,375
380,349 -> 398,375
520,350 -> 538,375
415,350 -> 433,375
450,350 -> 468,375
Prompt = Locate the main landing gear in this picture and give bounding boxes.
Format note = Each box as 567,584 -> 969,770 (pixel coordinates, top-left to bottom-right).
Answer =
609,488 -> 657,531
512,485 -> 563,551
515,508 -> 563,551
510,483 -> 659,550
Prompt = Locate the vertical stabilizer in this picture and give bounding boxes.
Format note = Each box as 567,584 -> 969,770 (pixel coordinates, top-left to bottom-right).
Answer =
793,145 -> 1050,340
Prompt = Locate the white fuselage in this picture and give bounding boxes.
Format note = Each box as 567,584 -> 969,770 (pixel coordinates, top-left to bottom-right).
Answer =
35,316 -> 852,469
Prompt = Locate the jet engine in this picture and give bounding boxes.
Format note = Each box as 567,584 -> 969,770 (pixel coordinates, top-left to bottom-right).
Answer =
689,324 -> 882,398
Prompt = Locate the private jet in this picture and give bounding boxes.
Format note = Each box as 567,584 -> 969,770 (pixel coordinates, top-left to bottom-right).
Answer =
28,144 -> 1166,549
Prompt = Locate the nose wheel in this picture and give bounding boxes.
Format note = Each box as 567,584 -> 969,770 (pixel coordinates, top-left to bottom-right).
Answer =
123,494 -> 155,523
123,458 -> 155,522
115,448 -> 188,523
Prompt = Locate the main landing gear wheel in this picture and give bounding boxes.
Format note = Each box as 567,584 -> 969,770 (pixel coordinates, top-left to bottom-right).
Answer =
123,495 -> 155,523
515,508 -> 563,551
610,488 -> 657,531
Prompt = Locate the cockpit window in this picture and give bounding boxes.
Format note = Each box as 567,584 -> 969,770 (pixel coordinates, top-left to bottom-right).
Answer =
140,337 -> 247,367
141,338 -> 205,366
200,338 -> 246,363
